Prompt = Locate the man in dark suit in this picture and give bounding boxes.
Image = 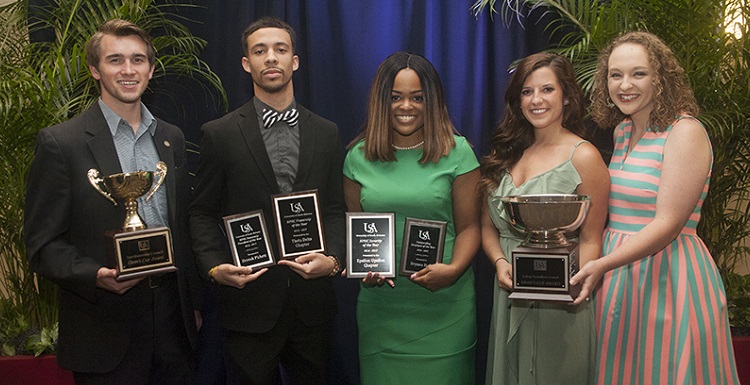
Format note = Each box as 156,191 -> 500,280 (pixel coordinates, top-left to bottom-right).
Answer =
189,16 -> 345,385
24,19 -> 202,385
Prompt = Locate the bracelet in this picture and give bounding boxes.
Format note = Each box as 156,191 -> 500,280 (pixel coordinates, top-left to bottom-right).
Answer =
327,256 -> 341,277
492,256 -> 507,266
208,266 -> 218,283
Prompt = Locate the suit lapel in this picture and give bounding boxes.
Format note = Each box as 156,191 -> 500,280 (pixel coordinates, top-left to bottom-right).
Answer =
85,105 -> 122,176
294,106 -> 316,189
153,124 -> 177,225
238,102 -> 280,193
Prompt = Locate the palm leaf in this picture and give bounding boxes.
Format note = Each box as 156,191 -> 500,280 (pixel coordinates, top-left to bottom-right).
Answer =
474,0 -> 750,329
0,0 -> 227,350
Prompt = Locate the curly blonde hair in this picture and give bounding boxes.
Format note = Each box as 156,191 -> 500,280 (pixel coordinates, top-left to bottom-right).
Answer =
590,31 -> 699,131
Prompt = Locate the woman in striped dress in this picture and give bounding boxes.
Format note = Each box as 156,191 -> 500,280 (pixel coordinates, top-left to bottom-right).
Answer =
570,32 -> 739,384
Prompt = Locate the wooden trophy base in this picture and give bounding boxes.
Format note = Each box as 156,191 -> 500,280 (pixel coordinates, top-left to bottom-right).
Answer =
507,243 -> 580,302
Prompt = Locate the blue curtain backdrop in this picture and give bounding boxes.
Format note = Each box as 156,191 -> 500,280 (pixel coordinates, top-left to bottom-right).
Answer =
171,3 -> 546,385
180,0 -> 537,155
26,1 -> 555,384
176,3 -> 541,385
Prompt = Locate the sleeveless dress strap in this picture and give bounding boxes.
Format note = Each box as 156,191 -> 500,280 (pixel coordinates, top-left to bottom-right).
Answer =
567,140 -> 588,160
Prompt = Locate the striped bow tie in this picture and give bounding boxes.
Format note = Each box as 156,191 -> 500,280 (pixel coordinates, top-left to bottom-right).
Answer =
262,108 -> 299,128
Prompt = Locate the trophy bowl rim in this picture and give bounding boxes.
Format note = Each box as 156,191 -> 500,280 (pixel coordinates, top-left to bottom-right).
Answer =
104,169 -> 155,180
499,194 -> 591,245
499,193 -> 591,204
102,170 -> 155,199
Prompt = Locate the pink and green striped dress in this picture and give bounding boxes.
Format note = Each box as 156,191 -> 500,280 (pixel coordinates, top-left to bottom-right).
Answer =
596,116 -> 739,384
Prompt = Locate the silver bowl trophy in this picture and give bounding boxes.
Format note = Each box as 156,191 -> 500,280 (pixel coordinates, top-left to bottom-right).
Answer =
500,194 -> 590,302
87,162 -> 176,281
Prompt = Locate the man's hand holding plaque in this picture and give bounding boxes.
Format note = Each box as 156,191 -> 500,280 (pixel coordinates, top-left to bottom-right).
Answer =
87,161 -> 177,281
223,210 -> 276,270
272,190 -> 326,259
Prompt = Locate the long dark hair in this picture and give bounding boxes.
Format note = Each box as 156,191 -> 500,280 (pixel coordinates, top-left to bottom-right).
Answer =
348,52 -> 458,164
480,52 -> 586,193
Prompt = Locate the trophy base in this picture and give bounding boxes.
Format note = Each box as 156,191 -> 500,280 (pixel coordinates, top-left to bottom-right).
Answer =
105,227 -> 177,281
509,243 -> 580,303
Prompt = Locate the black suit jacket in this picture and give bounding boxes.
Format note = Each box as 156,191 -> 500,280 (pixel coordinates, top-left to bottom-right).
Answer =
189,101 -> 345,333
24,104 -> 202,373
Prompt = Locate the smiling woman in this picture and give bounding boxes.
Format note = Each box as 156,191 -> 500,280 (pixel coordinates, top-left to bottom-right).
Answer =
343,52 -> 481,385
389,68 -> 425,149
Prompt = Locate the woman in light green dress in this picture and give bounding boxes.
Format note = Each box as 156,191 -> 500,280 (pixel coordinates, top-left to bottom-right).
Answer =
479,52 -> 610,385
343,52 -> 481,385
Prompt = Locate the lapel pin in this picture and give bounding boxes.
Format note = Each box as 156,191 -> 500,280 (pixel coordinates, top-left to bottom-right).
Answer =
163,140 -> 171,148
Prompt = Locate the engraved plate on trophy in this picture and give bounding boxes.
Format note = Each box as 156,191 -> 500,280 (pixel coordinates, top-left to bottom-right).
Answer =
271,190 -> 326,259
223,210 -> 275,270
500,194 -> 590,302
88,161 -> 177,281
346,212 -> 396,279
400,217 -> 446,276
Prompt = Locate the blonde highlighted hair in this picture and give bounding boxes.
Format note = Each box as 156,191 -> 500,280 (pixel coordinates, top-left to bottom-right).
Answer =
349,52 -> 458,164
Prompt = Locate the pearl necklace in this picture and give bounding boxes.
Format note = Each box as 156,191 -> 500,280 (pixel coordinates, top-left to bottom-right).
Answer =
392,140 -> 424,150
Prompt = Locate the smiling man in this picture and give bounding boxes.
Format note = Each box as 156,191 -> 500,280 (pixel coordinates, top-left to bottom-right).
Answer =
24,19 -> 202,385
189,16 -> 346,385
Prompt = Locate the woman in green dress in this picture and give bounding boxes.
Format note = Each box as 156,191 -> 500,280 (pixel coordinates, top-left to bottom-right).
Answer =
479,52 -> 610,384
343,52 -> 481,385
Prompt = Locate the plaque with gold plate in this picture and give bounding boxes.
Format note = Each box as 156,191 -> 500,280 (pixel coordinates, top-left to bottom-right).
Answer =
500,194 -> 590,302
87,162 -> 176,281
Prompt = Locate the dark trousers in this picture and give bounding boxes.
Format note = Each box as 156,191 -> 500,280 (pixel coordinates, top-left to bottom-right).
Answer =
223,296 -> 332,385
73,276 -> 195,385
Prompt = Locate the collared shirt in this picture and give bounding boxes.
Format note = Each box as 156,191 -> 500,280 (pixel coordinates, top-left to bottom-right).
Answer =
99,99 -> 168,228
253,97 -> 300,194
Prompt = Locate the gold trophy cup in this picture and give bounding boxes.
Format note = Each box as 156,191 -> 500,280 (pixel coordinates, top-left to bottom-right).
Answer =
500,194 -> 590,302
88,162 -> 176,281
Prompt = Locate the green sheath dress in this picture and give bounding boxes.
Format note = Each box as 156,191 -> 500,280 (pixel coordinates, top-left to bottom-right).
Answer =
343,136 -> 479,385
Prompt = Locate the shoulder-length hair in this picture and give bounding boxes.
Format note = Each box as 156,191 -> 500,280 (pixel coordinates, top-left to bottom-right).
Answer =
348,52 -> 457,164
590,31 -> 699,131
479,52 -> 586,193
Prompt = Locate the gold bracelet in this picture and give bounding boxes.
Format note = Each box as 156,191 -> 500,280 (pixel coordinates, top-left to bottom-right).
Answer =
327,256 -> 341,277
208,266 -> 218,283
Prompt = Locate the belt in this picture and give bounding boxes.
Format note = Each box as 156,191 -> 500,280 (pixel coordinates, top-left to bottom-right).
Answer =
148,273 -> 175,289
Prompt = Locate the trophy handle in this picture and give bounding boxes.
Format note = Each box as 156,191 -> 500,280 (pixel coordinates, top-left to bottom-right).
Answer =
87,168 -> 117,205
144,161 -> 167,202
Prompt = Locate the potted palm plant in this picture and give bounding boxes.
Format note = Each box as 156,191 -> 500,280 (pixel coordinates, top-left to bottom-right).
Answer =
472,0 -> 750,380
0,0 -> 225,380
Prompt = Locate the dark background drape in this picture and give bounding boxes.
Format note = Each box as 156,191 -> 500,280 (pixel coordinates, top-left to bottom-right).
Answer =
29,1 -> 558,384
169,3 -> 549,385
156,4 -> 550,383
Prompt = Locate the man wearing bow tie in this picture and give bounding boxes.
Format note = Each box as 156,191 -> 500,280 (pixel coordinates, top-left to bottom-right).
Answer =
189,16 -> 346,385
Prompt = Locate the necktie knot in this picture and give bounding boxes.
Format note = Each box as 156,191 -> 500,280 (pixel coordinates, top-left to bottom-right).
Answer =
262,108 -> 299,129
